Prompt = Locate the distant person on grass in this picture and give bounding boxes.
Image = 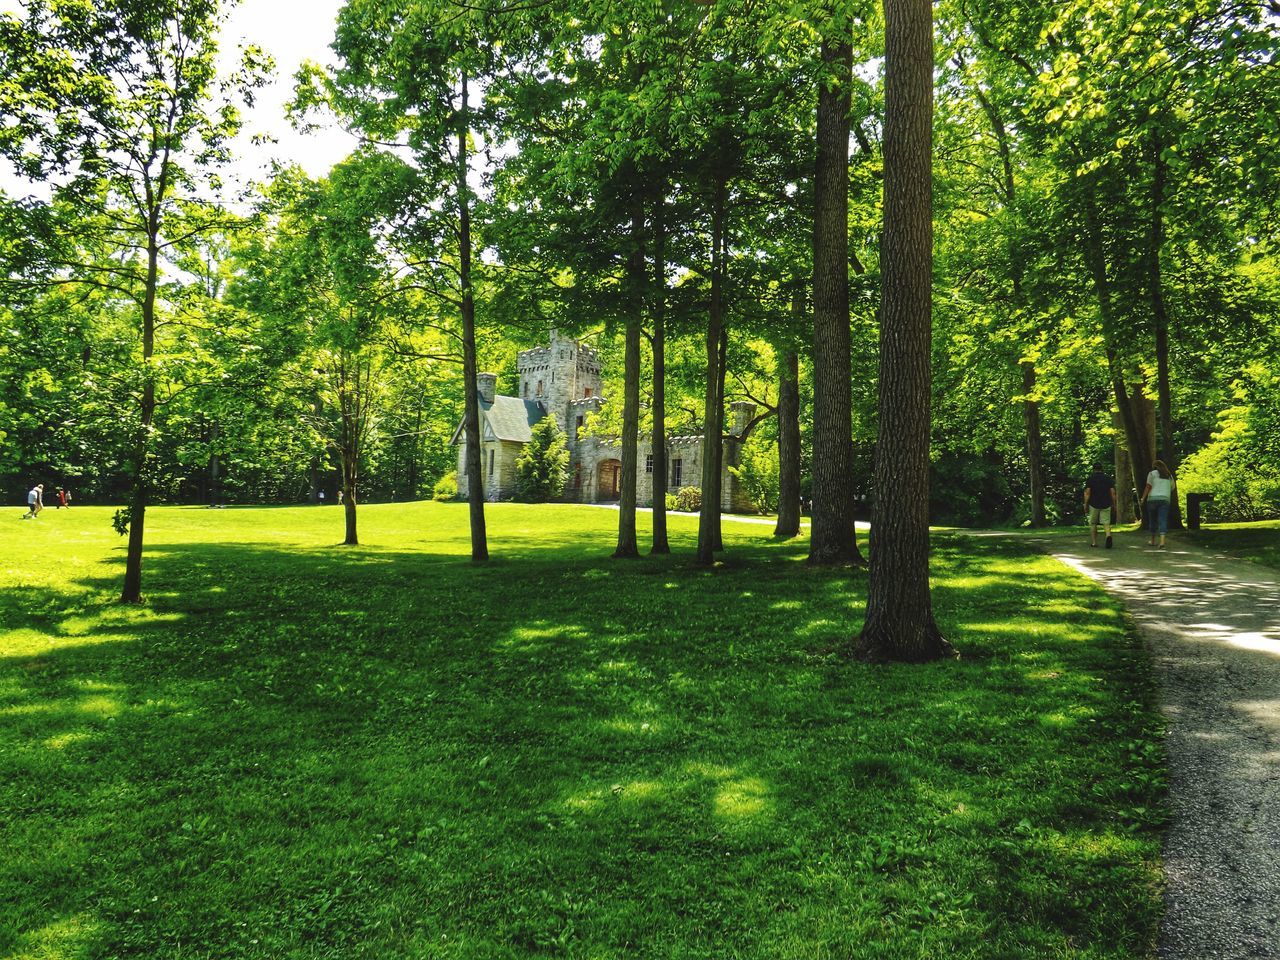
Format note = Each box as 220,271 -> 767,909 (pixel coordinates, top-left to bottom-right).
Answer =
1084,465 -> 1117,549
22,483 -> 43,519
1141,459 -> 1175,549
56,487 -> 70,509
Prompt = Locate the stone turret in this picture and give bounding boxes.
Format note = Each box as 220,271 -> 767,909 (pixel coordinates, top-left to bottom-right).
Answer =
729,401 -> 757,437
517,329 -> 603,436
477,372 -> 497,404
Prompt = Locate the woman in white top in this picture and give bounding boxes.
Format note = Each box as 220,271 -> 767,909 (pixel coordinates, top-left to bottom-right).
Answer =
1141,459 -> 1175,548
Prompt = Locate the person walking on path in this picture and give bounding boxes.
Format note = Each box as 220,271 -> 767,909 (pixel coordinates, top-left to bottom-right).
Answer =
22,483 -> 43,519
1141,459 -> 1175,548
1083,464 -> 1117,549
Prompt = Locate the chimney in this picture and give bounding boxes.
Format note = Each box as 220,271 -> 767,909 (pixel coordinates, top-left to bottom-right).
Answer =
477,372 -> 497,404
729,401 -> 756,438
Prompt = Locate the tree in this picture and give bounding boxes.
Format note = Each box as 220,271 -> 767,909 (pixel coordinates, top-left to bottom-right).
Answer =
515,417 -> 571,502
0,0 -> 266,602
856,0 -> 954,662
774,344 -> 803,538
961,0 -> 1280,529
808,29 -> 865,565
297,0 -> 526,561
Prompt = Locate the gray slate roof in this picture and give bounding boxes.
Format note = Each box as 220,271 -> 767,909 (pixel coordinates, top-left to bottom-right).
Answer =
452,394 -> 547,444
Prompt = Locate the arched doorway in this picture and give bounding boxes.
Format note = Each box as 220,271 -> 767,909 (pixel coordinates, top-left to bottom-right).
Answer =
597,459 -> 621,501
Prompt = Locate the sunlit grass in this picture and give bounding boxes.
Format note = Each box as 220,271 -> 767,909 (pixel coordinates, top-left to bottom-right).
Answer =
0,502 -> 1164,959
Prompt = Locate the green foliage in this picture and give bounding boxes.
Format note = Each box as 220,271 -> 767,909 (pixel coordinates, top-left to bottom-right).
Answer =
110,506 -> 131,537
729,433 -> 780,514
432,471 -> 458,502
514,418 -> 569,502
930,453 -> 1017,527
673,486 -> 702,513
1,0 -> 1277,537
1179,377 -> 1280,522
0,503 -> 1164,958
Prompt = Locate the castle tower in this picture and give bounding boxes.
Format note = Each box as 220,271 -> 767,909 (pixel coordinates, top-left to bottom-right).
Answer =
517,329 -> 603,437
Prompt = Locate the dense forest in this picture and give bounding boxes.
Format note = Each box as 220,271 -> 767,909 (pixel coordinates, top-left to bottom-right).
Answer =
1,0 -> 1277,533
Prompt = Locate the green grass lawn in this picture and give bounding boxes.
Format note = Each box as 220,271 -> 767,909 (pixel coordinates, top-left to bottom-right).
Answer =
1185,519 -> 1280,570
1,502 -> 1163,959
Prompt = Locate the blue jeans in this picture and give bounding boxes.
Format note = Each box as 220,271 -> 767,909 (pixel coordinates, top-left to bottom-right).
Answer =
1148,499 -> 1170,535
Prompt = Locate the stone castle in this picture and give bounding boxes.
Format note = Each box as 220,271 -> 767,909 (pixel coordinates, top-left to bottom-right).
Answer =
453,330 -> 755,510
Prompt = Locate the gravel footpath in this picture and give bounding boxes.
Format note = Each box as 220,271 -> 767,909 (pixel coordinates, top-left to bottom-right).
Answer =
1039,531 -> 1280,959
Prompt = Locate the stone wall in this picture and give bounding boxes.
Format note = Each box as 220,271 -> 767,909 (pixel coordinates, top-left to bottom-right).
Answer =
560,433 -> 754,512
457,439 -> 524,501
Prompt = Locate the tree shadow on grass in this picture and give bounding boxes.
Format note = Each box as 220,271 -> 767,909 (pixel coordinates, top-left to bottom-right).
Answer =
1,533 -> 1165,959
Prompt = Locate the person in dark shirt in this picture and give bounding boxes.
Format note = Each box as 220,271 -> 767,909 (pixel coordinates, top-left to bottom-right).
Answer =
1084,465 -> 1117,548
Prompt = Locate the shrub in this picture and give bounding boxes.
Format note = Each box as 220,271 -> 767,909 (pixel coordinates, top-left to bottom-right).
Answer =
675,486 -> 702,513
432,472 -> 458,502
515,418 -> 570,502
728,433 -> 779,514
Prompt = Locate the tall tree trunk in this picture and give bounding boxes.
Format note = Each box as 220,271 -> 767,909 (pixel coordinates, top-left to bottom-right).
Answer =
208,419 -> 221,507
650,189 -> 670,554
121,232 -> 159,604
343,493 -> 358,543
1114,412 -> 1136,523
809,37 -> 863,565
1149,134 -> 1182,528
342,451 -> 358,546
1110,361 -> 1155,506
774,344 -> 802,539
1021,361 -> 1046,526
337,353 -> 361,546
1083,197 -> 1155,512
1129,386 -> 1157,529
458,72 -> 488,562
696,174 -> 728,566
712,325 -> 728,549
209,453 -> 220,507
1107,373 -> 1157,527
615,203 -> 643,558
406,396 -> 423,500
856,0 -> 952,662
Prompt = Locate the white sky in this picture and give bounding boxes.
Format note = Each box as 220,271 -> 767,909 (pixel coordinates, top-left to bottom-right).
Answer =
217,0 -> 358,184
0,0 -> 359,198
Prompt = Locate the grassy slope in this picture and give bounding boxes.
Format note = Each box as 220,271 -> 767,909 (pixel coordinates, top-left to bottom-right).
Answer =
1184,519 -> 1280,570
1,503 -> 1163,959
